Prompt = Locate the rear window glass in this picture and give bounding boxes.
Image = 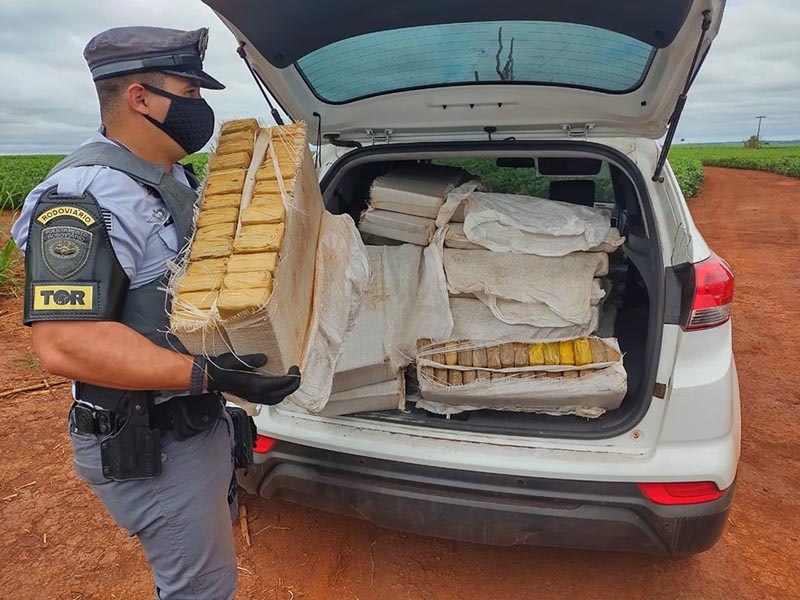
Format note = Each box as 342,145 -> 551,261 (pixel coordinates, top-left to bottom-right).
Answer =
296,21 -> 655,103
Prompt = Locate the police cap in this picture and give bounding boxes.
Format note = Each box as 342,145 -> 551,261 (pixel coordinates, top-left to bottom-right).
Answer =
84,26 -> 225,90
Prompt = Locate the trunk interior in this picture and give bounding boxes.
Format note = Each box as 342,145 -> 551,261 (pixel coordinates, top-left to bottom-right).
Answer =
318,141 -> 663,439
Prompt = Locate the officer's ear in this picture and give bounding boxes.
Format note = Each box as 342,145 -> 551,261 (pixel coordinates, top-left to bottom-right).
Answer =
125,83 -> 152,117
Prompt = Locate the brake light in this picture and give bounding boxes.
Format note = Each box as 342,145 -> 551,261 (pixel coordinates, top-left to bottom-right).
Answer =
682,253 -> 734,331
637,482 -> 726,505
253,434 -> 276,454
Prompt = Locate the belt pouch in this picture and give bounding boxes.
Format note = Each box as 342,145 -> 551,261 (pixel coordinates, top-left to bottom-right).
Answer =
171,394 -> 222,440
225,406 -> 257,469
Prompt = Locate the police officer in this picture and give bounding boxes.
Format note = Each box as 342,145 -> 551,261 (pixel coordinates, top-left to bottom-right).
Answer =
11,26 -> 300,599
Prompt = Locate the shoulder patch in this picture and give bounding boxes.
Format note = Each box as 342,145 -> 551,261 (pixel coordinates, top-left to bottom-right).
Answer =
41,226 -> 93,279
37,206 -> 96,226
31,283 -> 97,312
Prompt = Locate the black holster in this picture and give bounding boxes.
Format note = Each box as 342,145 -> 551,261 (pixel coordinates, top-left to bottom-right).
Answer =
98,391 -> 162,481
79,382 -> 224,481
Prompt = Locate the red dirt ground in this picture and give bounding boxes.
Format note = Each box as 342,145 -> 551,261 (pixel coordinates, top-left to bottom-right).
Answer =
0,167 -> 798,599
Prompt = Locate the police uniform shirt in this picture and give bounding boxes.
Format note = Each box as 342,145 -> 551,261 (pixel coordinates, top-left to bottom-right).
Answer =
11,131 -> 193,401
12,130 -> 189,287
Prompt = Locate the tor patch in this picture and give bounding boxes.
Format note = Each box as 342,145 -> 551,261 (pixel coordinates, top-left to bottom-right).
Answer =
41,226 -> 93,279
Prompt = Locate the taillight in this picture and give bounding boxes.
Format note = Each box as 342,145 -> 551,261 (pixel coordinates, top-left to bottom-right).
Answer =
681,253 -> 734,331
637,482 -> 726,505
253,434 -> 276,454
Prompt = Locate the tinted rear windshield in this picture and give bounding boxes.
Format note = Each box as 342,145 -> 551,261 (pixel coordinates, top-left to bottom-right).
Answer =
296,20 -> 656,103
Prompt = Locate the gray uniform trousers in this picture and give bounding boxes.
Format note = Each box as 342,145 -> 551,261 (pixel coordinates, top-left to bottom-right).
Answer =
69,409 -> 239,599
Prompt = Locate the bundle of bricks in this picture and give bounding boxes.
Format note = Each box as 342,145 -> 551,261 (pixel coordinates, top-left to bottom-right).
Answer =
170,119 -> 323,374
358,165 -> 471,246
417,337 -> 622,387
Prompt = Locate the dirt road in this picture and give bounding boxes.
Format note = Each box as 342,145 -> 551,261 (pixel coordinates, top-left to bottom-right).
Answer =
1,167 -> 798,599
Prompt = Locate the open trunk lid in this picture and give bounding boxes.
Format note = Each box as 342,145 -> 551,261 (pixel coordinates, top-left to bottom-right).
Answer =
205,0 -> 725,142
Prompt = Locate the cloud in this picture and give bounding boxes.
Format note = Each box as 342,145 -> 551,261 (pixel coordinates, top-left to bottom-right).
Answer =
0,0 -> 797,153
0,0 -> 271,154
676,0 -> 800,142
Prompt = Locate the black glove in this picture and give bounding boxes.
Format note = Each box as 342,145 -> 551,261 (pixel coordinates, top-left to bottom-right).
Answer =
204,353 -> 301,405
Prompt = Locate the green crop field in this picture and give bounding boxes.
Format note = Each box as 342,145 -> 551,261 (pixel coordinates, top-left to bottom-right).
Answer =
1,144 -> 798,209
670,144 -> 800,197
0,154 -> 209,209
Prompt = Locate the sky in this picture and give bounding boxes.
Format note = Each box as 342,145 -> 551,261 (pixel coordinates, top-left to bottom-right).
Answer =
0,0 -> 798,154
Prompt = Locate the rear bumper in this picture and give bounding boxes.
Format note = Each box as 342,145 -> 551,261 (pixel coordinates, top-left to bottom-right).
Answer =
238,441 -> 734,555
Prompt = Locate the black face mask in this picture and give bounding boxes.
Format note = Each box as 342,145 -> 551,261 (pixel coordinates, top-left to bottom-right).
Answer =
141,84 -> 215,155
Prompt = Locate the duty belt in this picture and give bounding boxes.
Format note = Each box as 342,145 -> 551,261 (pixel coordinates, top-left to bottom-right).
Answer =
69,387 -> 223,481
71,385 -> 223,434
69,397 -> 219,436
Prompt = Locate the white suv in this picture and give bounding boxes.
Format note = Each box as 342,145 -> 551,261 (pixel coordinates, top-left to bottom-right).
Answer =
208,0 -> 739,554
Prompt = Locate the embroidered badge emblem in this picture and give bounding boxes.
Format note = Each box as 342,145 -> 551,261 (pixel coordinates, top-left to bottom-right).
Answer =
42,226 -> 93,279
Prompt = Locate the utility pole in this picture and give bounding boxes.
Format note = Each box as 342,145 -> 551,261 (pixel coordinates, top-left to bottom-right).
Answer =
755,116 -> 767,141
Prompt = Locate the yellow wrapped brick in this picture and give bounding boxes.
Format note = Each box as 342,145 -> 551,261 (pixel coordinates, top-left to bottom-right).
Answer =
186,258 -> 228,277
486,345 -> 502,369
175,290 -> 217,312
217,129 -> 255,148
605,344 -> 621,363
499,343 -> 515,368
270,122 -> 305,137
513,343 -> 528,367
233,223 -> 285,254
543,342 -> 560,365
457,346 -> 472,367
574,339 -> 592,366
201,193 -> 243,210
208,150 -> 251,172
272,139 -> 300,157
204,169 -> 246,196
197,207 -> 239,228
219,118 -> 259,136
559,340 -> 575,365
190,236 -> 233,260
444,341 -> 458,366
177,272 -> 224,294
527,343 -> 544,366
195,222 -> 236,241
255,161 -> 297,181
226,252 -> 278,273
270,129 -> 302,145
241,200 -> 285,225
589,338 -> 608,363
215,139 -> 254,160
473,347 -> 488,368
250,195 -> 285,219
253,178 -> 291,197
217,287 -> 271,319
223,270 -> 273,290
416,339 -> 434,381
426,343 -> 446,367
